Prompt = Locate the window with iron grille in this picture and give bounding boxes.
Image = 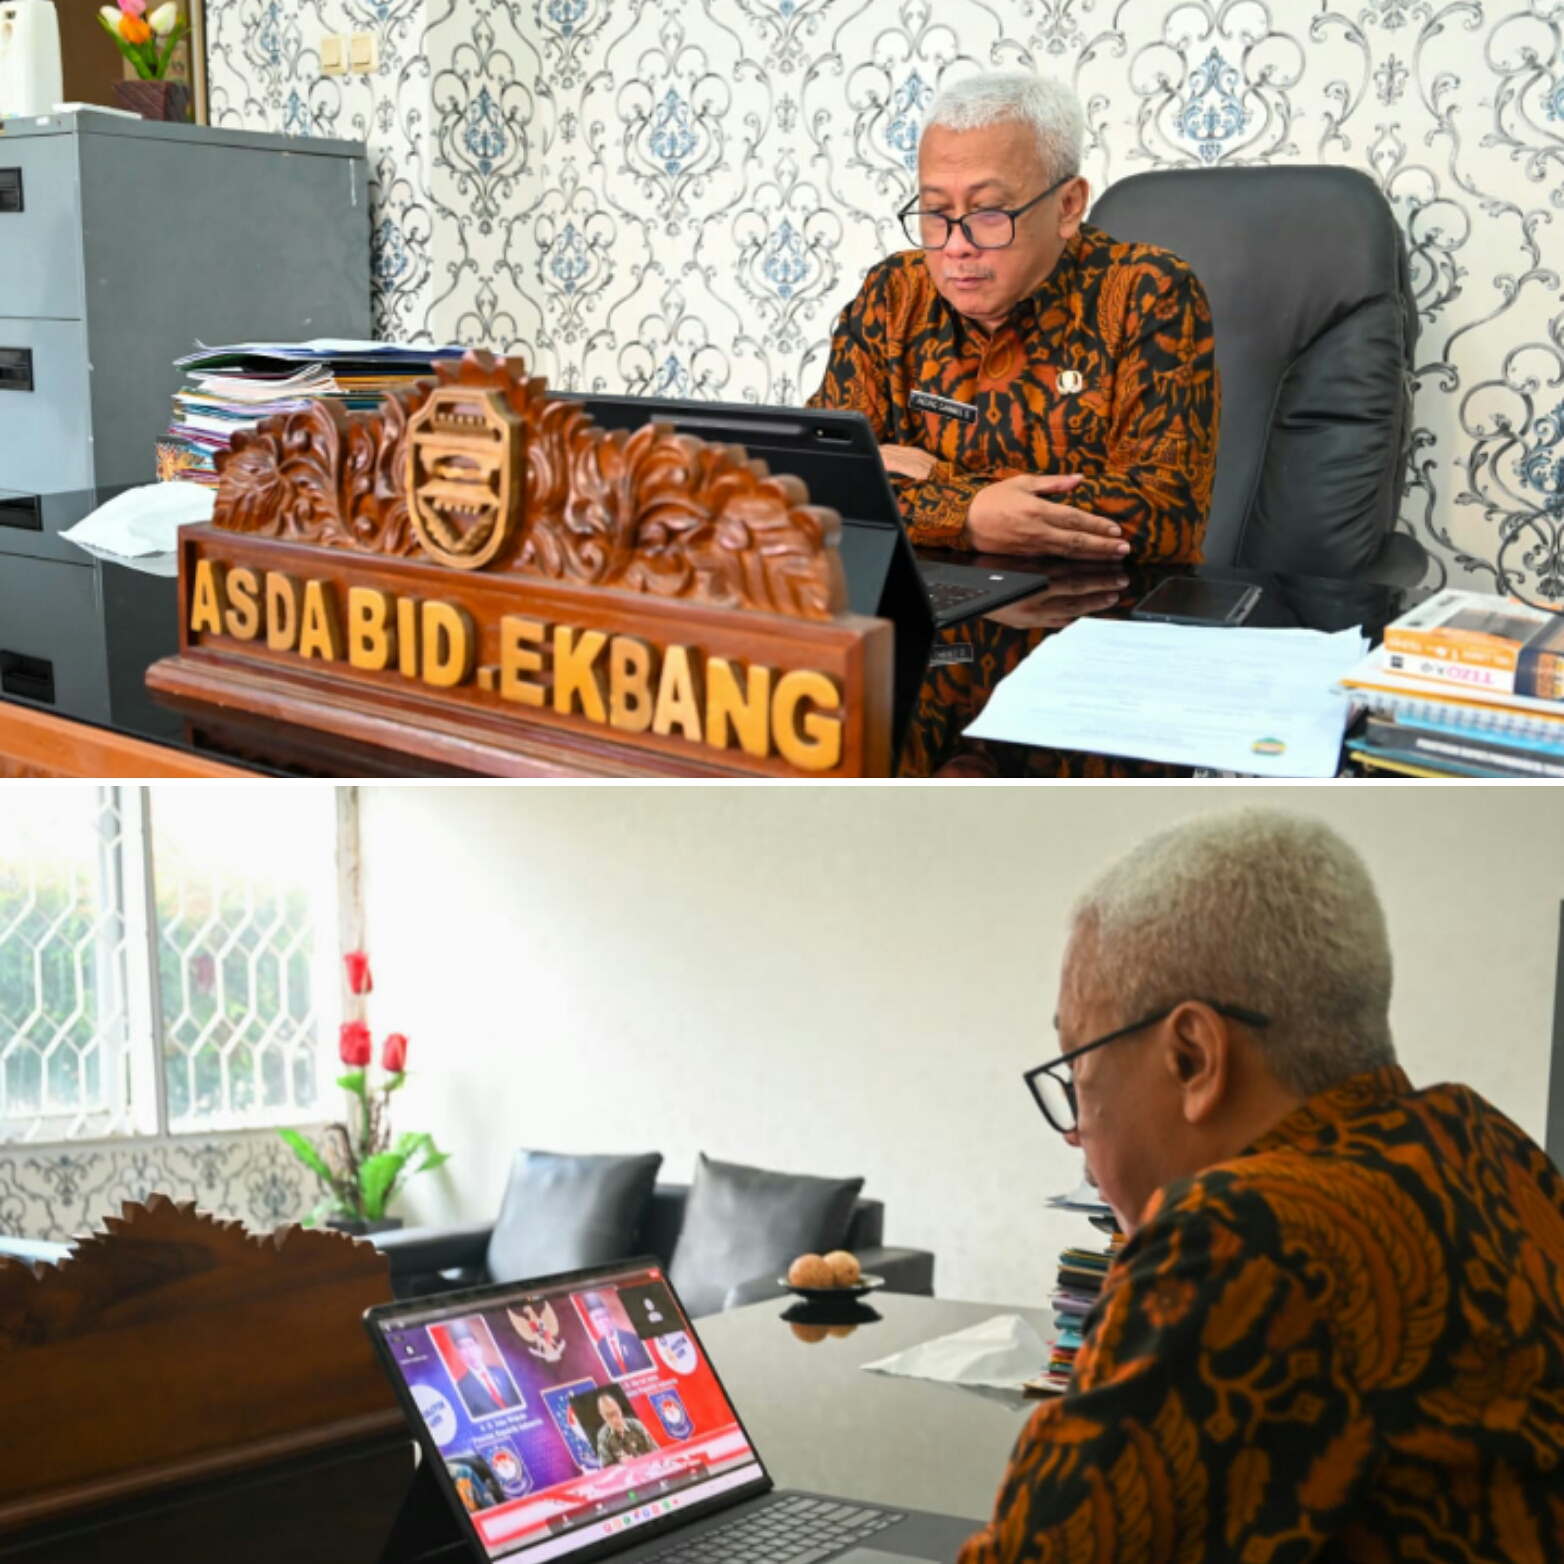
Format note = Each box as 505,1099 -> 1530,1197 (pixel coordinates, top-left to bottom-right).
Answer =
0,787 -> 346,1145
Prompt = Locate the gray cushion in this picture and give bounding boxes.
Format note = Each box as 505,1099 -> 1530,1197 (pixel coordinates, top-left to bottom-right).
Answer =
668,1154 -> 865,1316
486,1150 -> 663,1283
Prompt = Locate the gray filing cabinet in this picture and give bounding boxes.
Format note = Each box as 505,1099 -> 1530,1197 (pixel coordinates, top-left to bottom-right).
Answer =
0,112 -> 370,494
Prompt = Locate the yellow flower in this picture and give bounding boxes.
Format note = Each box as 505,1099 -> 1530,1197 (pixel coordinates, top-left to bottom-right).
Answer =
119,13 -> 152,42
149,3 -> 179,35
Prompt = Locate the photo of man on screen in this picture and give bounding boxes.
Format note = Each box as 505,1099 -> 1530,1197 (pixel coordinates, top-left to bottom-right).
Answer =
576,1290 -> 653,1379
440,1317 -> 525,1420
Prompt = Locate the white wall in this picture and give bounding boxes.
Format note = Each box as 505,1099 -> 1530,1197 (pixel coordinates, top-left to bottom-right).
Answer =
362,786 -> 1564,1305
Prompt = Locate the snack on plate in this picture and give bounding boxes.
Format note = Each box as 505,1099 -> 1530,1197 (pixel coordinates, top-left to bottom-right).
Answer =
823,1250 -> 862,1286
787,1253 -> 835,1289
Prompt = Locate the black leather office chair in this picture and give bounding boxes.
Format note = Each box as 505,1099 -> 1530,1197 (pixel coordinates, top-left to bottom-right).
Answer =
1091,166 -> 1427,586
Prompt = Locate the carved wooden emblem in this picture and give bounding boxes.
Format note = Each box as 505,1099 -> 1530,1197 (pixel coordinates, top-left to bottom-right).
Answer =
147,351 -> 894,777
405,383 -> 523,571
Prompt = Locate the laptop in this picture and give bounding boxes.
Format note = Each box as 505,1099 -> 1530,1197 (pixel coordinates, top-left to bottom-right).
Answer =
364,1257 -> 979,1564
571,397 -> 1046,631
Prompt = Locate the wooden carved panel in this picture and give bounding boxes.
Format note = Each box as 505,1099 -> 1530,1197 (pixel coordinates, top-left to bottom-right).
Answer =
214,351 -> 848,621
0,1196 -> 400,1533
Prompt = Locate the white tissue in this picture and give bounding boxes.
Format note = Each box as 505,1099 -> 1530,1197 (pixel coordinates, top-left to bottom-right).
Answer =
59,483 -> 216,559
861,1314 -> 1050,1390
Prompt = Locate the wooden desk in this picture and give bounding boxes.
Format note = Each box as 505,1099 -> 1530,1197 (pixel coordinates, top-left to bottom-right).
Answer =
0,487 -> 1418,779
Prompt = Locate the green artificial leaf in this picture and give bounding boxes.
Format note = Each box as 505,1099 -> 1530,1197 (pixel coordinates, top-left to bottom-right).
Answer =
360,1152 -> 406,1220
278,1127 -> 333,1187
155,19 -> 191,78
336,1069 -> 368,1096
384,1072 -> 409,1094
391,1130 -> 450,1175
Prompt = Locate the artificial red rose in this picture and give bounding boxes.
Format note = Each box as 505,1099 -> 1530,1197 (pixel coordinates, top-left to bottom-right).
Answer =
339,1020 -> 373,1068
344,950 -> 373,995
382,1033 -> 408,1074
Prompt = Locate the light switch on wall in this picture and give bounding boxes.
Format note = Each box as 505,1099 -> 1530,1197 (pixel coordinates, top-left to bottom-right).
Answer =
320,34 -> 345,75
349,32 -> 376,72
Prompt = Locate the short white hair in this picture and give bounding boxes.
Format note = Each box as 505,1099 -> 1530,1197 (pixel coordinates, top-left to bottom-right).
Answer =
922,72 -> 1084,186
1069,809 -> 1397,1098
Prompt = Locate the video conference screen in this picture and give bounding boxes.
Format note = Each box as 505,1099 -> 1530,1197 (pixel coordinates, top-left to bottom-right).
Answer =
372,1264 -> 765,1561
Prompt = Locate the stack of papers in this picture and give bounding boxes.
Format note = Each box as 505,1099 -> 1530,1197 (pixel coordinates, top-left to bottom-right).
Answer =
862,1315 -> 1051,1393
965,618 -> 1371,778
58,483 -> 216,562
156,339 -> 465,487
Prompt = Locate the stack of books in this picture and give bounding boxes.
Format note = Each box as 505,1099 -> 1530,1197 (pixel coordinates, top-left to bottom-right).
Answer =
155,339 -> 465,486
1030,1181 -> 1123,1396
1342,589 -> 1564,778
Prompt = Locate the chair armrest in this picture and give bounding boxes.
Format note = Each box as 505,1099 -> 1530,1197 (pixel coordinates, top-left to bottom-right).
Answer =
372,1221 -> 493,1277
858,1245 -> 935,1297
720,1246 -> 936,1312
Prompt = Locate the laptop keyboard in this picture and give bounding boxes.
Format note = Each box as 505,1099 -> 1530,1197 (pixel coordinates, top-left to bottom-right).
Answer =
643,1494 -> 907,1564
925,579 -> 991,614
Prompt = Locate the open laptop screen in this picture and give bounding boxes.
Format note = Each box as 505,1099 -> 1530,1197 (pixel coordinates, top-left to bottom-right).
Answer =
367,1260 -> 769,1563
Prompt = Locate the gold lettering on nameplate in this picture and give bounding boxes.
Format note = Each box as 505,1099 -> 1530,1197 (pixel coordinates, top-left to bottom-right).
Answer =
183,560 -> 855,772
421,601 -> 476,688
190,559 -> 228,636
347,587 -> 395,672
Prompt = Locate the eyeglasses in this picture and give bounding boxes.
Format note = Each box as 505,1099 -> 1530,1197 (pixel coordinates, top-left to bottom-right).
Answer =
898,172 -> 1077,251
1024,1001 -> 1271,1135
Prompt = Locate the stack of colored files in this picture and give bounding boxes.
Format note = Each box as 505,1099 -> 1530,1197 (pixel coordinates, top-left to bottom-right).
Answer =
1036,1182 -> 1123,1395
1341,589 -> 1564,778
156,339 -> 465,486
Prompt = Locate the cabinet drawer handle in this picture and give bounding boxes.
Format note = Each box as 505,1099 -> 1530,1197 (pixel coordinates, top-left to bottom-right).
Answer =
0,650 -> 54,706
0,494 -> 41,531
0,348 -> 34,393
0,168 -> 20,213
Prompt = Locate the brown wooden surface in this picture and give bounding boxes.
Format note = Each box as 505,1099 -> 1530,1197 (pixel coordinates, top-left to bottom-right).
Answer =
0,1196 -> 402,1535
0,701 -> 254,778
147,351 -> 893,776
151,528 -> 893,779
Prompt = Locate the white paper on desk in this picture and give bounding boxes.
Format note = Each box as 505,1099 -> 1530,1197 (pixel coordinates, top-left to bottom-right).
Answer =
861,1314 -> 1050,1391
965,619 -> 1370,779
58,483 -> 215,560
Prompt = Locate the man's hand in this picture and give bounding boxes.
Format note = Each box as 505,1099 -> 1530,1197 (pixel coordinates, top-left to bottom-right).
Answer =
983,571 -> 1131,630
879,443 -> 938,481
967,475 -> 1131,559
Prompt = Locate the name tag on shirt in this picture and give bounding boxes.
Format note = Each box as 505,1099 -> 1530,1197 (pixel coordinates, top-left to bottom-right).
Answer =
909,390 -> 977,425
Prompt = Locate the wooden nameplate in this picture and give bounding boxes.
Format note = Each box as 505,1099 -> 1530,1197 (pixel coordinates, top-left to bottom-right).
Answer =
0,1196 -> 402,1536
147,352 -> 893,776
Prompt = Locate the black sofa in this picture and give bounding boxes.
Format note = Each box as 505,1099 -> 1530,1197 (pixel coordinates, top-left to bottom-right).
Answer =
374,1179 -> 935,1313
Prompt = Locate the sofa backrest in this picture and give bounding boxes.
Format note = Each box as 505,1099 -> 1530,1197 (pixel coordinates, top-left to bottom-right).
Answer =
638,1183 -> 884,1269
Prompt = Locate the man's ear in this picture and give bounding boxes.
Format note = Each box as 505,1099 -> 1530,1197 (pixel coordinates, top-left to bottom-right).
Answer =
1164,1001 -> 1229,1124
1059,177 -> 1090,239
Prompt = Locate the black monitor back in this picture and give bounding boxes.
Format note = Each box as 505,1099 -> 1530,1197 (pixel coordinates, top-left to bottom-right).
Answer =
567,395 -> 934,765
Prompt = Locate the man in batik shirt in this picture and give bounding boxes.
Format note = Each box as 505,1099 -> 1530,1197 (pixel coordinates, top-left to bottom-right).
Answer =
976,809 -> 1564,1563
810,72 -> 1218,561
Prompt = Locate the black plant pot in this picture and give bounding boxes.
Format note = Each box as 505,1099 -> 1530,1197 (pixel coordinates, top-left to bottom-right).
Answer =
323,1215 -> 405,1238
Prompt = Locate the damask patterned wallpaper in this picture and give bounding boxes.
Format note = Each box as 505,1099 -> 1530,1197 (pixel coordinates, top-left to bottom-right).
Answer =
206,1 -> 1564,599
0,1133 -> 315,1241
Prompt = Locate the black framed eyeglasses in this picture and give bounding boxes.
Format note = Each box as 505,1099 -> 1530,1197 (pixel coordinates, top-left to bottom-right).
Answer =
898,171 -> 1077,251
1024,1001 -> 1270,1135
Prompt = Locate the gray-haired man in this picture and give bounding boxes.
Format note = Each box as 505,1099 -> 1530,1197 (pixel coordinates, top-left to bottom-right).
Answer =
959,809 -> 1564,1564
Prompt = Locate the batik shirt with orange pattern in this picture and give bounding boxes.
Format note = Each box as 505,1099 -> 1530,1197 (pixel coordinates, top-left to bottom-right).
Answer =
807,225 -> 1219,557
958,1066 -> 1564,1564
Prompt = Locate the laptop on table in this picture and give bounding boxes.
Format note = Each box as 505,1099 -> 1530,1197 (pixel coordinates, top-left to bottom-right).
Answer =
571,397 -> 1045,630
365,1258 -> 979,1564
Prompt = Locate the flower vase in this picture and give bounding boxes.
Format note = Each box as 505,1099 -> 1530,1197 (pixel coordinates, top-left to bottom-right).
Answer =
112,78 -> 191,121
